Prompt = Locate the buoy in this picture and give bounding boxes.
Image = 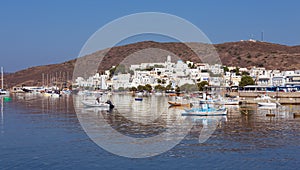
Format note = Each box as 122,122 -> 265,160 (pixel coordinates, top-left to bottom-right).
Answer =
266,113 -> 275,117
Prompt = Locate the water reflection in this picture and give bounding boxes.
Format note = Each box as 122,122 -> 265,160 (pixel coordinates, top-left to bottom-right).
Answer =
1,97 -> 4,131
2,93 -> 299,167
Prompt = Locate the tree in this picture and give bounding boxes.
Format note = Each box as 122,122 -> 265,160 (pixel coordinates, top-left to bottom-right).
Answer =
115,64 -> 127,74
118,87 -> 125,91
165,83 -> 172,91
157,79 -> 162,84
180,83 -> 198,92
129,87 -> 137,91
144,84 -> 152,92
239,75 -> 255,87
137,85 -> 145,91
242,71 -> 250,76
175,86 -> 180,93
223,66 -> 229,72
197,81 -> 209,91
154,84 -> 165,91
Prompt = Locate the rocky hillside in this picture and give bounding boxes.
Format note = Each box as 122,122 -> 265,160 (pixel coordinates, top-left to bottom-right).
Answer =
4,41 -> 300,87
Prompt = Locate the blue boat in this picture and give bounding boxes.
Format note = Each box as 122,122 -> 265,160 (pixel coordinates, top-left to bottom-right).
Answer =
135,97 -> 143,101
182,102 -> 227,116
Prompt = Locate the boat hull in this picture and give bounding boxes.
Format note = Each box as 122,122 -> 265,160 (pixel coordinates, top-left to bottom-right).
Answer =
168,101 -> 190,107
82,100 -> 110,107
182,108 -> 227,116
257,102 -> 276,107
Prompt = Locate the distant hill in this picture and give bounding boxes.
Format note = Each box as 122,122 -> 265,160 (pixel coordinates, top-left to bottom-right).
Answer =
4,40 -> 300,88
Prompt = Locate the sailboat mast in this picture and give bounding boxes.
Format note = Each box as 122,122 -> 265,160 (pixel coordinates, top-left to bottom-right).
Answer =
1,67 -> 3,89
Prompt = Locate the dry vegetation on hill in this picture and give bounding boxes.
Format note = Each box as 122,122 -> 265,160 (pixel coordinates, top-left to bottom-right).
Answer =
4,41 -> 300,87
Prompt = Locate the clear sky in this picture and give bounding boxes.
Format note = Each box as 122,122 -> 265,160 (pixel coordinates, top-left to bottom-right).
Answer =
1,0 -> 300,72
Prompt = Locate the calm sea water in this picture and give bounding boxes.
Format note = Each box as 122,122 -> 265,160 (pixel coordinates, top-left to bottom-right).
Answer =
0,94 -> 299,170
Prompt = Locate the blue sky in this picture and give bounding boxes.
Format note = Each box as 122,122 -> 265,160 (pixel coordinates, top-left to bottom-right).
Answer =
1,0 -> 300,72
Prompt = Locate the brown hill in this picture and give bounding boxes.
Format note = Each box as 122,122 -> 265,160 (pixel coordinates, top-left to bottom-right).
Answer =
4,41 -> 300,88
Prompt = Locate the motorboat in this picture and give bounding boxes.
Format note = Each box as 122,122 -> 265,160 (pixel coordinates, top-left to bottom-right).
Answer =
0,89 -> 9,97
82,100 -> 110,108
82,99 -> 114,109
217,97 -> 239,105
254,94 -> 273,101
257,100 -> 278,107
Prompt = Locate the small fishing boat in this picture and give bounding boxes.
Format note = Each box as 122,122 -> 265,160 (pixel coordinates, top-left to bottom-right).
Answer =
168,96 -> 190,107
168,101 -> 190,107
182,107 -> 227,116
82,99 -> 114,109
43,90 -> 61,98
217,98 -> 239,105
0,89 -> 9,97
182,101 -> 227,116
135,97 -> 143,101
257,100 -> 277,107
82,100 -> 110,108
154,92 -> 163,96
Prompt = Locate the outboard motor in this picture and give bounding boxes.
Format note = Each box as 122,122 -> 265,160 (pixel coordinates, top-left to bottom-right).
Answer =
105,100 -> 114,109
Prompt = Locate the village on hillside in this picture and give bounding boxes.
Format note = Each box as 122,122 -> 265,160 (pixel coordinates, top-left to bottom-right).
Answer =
74,55 -> 300,92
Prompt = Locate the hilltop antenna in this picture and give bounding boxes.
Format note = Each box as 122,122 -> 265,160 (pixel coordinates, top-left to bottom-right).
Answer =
261,31 -> 264,41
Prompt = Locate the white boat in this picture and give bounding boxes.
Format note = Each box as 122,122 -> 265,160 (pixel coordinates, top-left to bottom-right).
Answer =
82,100 -> 110,108
254,94 -> 273,101
154,92 -> 162,96
136,92 -> 143,97
182,101 -> 227,116
257,100 -> 277,107
217,98 -> 239,105
0,89 -> 9,97
82,99 -> 114,109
